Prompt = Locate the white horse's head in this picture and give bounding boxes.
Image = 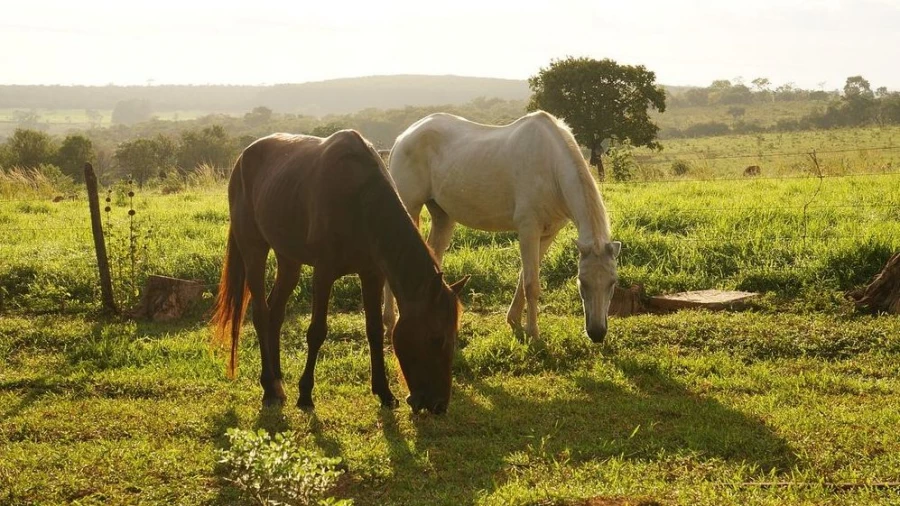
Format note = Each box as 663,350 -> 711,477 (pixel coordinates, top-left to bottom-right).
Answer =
575,239 -> 621,343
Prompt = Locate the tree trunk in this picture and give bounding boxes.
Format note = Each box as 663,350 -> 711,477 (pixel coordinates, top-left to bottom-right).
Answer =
589,143 -> 605,181
595,155 -> 605,181
609,284 -> 645,317
848,252 -> 900,314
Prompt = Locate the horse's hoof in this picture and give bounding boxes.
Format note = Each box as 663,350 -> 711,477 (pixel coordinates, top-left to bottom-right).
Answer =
296,397 -> 315,412
380,395 -> 400,410
262,396 -> 285,408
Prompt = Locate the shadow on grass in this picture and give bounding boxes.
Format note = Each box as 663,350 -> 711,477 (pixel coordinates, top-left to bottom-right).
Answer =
208,405 -> 244,506
0,387 -> 43,423
365,357 -> 799,505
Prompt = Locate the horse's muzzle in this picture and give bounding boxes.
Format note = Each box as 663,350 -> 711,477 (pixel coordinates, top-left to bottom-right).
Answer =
406,393 -> 447,415
587,326 -> 607,344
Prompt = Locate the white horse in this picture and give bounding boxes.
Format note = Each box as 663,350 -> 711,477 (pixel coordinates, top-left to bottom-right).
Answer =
383,111 -> 620,342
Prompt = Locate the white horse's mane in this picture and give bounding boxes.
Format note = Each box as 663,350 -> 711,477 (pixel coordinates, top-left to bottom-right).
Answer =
531,111 -> 612,246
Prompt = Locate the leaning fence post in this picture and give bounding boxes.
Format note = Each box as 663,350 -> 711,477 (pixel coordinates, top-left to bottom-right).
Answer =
84,162 -> 118,314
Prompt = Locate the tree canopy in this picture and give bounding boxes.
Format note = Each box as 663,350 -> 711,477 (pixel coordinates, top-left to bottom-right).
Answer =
527,57 -> 666,174
55,134 -> 94,181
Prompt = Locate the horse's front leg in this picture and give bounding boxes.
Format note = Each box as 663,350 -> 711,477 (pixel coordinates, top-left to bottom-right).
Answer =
361,270 -> 398,409
297,267 -> 335,410
506,271 -> 526,332
517,226 -> 542,339
512,228 -> 560,339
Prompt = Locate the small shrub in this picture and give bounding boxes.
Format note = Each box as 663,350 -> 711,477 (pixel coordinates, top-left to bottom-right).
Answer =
159,172 -> 185,195
218,428 -> 350,506
683,122 -> 731,138
16,201 -> 52,214
607,142 -> 636,182
671,160 -> 692,176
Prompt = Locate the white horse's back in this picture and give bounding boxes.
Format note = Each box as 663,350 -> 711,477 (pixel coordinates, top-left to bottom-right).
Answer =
390,112 -> 579,232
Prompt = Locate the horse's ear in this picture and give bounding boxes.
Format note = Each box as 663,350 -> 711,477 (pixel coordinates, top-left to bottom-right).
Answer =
608,241 -> 622,259
449,275 -> 470,297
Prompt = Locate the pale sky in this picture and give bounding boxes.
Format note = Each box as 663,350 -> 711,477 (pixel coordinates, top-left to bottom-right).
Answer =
2,0 -> 899,90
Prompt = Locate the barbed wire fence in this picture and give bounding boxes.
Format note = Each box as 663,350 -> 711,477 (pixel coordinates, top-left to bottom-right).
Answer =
0,145 -> 898,312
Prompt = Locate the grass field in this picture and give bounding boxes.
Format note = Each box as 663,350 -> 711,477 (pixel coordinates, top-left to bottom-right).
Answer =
650,101 -> 823,132
630,125 -> 900,179
1,149 -> 900,504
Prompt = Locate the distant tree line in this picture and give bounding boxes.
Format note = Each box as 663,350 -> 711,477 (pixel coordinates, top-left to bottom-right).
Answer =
663,76 -> 900,138
0,124 -> 245,187
667,77 -> 836,107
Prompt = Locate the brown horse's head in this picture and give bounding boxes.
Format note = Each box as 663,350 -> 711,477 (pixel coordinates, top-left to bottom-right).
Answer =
392,273 -> 469,415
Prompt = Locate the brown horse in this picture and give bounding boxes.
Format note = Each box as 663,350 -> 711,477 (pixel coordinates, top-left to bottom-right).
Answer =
211,130 -> 469,414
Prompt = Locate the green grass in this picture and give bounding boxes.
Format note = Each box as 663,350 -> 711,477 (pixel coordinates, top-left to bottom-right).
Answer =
1,311 -> 898,505
1,131 -> 900,504
3,172 -> 897,313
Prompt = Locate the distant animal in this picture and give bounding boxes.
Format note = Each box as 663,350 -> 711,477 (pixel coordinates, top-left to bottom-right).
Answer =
383,111 -> 620,343
52,196 -> 64,202
744,165 -> 761,176
212,130 -> 469,414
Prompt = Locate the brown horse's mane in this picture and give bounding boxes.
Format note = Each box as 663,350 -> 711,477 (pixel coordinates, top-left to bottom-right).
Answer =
355,166 -> 442,303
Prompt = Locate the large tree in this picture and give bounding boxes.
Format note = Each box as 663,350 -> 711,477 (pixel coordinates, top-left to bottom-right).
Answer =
527,57 -> 666,178
4,128 -> 56,169
115,138 -> 169,187
55,134 -> 95,182
177,125 -> 234,171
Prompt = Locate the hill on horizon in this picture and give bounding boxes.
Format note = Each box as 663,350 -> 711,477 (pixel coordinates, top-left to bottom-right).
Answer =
0,74 -> 696,118
0,75 -> 530,117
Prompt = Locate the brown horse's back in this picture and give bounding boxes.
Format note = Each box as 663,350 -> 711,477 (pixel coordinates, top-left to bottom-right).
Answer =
230,130 -> 388,268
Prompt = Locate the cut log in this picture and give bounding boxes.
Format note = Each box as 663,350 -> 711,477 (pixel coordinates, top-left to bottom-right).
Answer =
609,284 -> 646,317
648,289 -> 759,312
129,275 -> 205,322
848,252 -> 900,314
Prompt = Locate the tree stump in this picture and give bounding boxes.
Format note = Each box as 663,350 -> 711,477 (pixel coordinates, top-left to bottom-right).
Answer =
848,252 -> 900,314
647,289 -> 759,312
129,275 -> 206,322
609,284 -> 645,317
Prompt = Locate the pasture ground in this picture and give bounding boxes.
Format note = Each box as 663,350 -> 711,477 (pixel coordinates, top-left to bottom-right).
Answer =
1,310 -> 899,505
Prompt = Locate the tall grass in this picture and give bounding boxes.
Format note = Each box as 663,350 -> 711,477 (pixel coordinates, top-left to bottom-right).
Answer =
0,167 -> 65,199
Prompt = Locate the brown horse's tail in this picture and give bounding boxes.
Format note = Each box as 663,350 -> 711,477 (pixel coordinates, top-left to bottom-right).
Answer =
211,228 -> 248,379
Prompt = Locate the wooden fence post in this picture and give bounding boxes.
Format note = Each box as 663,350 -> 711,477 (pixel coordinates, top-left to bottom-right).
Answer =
84,163 -> 118,314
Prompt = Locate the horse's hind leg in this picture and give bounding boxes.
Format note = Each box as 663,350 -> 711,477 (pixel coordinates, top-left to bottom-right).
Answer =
361,270 -> 398,409
241,243 -> 284,406
266,254 -> 302,401
425,200 -> 456,265
297,265 -> 335,410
